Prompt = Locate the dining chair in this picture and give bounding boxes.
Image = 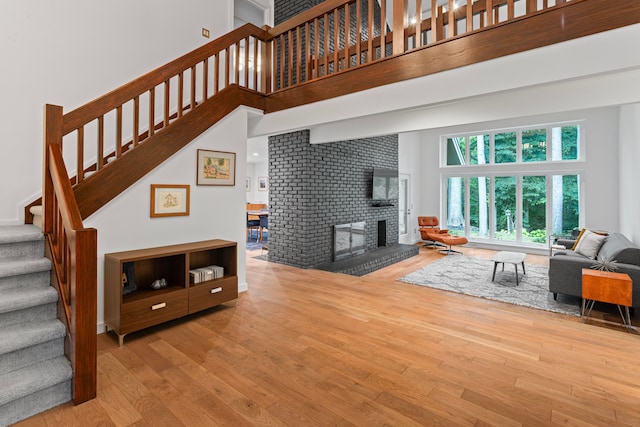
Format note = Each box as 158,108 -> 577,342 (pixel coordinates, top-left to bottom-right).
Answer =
247,213 -> 260,241
259,215 -> 268,242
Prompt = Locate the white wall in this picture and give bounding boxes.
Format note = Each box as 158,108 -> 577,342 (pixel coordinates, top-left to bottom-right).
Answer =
246,161 -> 269,204
398,132 -> 422,243
86,108 -> 251,332
0,0 -> 232,224
619,103 -> 640,243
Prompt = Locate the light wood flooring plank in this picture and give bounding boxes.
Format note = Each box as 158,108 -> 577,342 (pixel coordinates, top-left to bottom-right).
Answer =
13,245 -> 640,426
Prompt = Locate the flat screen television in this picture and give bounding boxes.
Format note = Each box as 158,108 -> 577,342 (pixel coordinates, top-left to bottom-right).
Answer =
372,168 -> 399,200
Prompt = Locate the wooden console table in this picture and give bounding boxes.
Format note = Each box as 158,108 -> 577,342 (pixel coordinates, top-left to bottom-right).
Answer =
104,239 -> 238,346
581,268 -> 633,330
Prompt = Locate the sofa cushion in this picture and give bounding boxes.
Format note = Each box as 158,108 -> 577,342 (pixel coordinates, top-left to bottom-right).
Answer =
570,228 -> 608,250
598,233 -> 640,266
573,230 -> 607,259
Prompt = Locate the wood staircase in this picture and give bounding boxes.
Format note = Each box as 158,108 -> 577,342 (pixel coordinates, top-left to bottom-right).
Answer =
22,0 -> 640,420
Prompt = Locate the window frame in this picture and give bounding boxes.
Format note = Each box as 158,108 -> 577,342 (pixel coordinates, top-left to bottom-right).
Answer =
439,121 -> 585,248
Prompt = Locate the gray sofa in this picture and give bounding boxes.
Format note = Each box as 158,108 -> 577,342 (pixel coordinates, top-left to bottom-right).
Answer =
548,233 -> 640,307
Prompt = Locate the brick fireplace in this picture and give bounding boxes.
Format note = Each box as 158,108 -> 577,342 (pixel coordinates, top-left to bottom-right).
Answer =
266,130 -> 410,270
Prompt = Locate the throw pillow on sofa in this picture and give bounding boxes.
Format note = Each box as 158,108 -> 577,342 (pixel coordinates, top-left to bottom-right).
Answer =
570,228 -> 608,250
574,229 -> 607,259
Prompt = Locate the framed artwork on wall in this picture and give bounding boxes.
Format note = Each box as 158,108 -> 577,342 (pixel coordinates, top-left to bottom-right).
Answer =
197,149 -> 236,186
245,177 -> 251,192
150,184 -> 190,217
258,176 -> 268,191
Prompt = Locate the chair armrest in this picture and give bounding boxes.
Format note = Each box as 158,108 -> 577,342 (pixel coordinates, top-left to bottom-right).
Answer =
556,239 -> 576,248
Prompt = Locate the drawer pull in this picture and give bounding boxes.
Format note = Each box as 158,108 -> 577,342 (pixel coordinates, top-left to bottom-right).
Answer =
210,287 -> 223,294
151,302 -> 167,311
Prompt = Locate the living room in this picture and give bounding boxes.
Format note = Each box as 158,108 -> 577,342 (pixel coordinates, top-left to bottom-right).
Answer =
2,0 -> 640,333
3,0 -> 640,424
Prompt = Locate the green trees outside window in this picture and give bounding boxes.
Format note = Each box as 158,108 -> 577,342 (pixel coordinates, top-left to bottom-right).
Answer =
494,132 -> 517,163
522,129 -> 547,162
494,176 -> 517,241
442,123 -> 582,246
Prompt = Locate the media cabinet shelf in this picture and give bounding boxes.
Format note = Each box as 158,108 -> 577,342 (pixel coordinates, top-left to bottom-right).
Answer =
104,239 -> 237,346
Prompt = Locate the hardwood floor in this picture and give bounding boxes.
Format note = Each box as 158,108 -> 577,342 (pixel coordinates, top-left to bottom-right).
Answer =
15,246 -> 640,426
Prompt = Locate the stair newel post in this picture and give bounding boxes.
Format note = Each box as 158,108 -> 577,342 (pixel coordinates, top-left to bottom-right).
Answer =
72,227 -> 98,404
43,104 -> 63,236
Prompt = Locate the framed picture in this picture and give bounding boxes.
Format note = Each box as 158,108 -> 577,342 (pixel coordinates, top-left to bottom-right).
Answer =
245,177 -> 251,192
150,184 -> 190,217
197,149 -> 236,186
258,176 -> 269,191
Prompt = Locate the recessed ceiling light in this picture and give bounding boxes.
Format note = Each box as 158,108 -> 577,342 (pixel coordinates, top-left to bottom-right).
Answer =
253,152 -> 259,156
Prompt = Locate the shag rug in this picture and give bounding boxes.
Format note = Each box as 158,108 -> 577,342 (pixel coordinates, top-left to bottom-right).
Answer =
398,255 -> 581,316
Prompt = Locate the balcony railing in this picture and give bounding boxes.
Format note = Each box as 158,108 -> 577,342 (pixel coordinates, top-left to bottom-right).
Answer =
266,0 -> 572,91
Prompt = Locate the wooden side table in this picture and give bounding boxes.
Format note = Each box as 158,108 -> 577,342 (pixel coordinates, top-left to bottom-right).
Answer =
581,268 -> 634,330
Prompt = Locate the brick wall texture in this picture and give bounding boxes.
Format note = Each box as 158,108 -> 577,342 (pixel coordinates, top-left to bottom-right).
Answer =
273,0 -> 385,88
275,0 -> 325,25
268,130 -> 399,268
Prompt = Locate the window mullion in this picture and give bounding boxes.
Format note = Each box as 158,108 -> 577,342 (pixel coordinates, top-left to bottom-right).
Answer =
516,174 -> 522,243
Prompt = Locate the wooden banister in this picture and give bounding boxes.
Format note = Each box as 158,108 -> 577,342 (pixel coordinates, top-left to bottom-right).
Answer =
73,85 -> 265,219
63,24 -> 267,134
43,105 -> 97,404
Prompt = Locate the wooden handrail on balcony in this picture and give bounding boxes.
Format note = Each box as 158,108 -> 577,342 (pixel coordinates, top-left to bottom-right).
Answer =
39,0 -> 640,405
264,0 -> 573,92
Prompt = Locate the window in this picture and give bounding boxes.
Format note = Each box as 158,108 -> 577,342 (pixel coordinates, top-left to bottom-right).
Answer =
446,177 -> 465,236
446,137 -> 465,166
522,129 -> 546,162
494,176 -> 516,241
522,175 -> 546,243
552,174 -> 580,235
469,176 -> 490,239
470,134 -> 490,165
551,125 -> 579,161
494,132 -> 517,164
441,122 -> 583,247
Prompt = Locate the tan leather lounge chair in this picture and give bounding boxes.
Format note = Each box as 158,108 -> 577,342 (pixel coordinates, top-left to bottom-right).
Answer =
418,216 -> 468,255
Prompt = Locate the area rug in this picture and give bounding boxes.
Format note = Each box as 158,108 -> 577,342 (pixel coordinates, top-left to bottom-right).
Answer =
246,230 -> 268,251
398,255 -> 581,316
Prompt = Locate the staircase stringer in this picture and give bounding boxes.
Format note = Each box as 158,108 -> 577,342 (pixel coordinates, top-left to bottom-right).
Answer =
74,85 -> 266,220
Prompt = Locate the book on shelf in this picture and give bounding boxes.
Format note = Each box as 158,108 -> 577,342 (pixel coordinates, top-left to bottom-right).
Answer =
189,265 -> 225,284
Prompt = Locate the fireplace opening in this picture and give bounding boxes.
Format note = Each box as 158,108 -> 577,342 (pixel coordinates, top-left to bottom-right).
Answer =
378,220 -> 387,247
334,222 -> 366,261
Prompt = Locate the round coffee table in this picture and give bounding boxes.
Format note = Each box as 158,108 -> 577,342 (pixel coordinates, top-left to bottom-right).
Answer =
492,251 -> 526,286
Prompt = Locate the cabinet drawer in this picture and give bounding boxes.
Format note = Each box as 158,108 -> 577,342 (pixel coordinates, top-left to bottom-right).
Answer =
189,276 -> 238,313
120,289 -> 188,334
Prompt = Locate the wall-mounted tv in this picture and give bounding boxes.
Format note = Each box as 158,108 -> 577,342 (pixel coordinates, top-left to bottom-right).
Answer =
372,168 -> 399,200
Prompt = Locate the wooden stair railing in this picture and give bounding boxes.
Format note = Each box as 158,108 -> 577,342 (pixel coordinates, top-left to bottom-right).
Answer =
41,24 -> 267,404
43,104 -> 97,404
39,0 -> 640,405
57,23 -> 268,218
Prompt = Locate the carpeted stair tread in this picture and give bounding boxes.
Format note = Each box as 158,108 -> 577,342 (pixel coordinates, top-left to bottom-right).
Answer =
0,321 -> 66,357
0,356 -> 71,406
0,225 -> 43,245
0,258 -> 51,279
0,287 -> 58,315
